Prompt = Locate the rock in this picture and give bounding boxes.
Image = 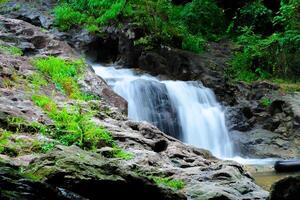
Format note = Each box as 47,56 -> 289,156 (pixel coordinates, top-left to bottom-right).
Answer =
268,176 -> 300,200
0,160 -> 71,200
0,15 -> 75,57
0,55 -> 53,127
228,81 -> 300,159
231,129 -> 299,158
0,0 -> 54,29
138,52 -> 169,75
79,66 -> 128,114
0,15 -> 127,113
26,145 -> 185,200
97,119 -> 269,200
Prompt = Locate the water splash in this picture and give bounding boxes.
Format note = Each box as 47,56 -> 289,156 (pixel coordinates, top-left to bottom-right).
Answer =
93,64 -> 233,158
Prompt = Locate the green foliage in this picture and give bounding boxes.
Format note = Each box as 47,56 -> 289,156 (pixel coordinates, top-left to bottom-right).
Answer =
54,0 -> 227,53
238,0 -> 273,34
273,0 -> 300,31
19,168 -> 43,181
149,176 -> 185,190
180,0 -> 225,39
229,25 -> 300,82
31,94 -> 132,158
182,34 -> 205,53
0,130 -> 12,154
27,72 -> 48,90
31,95 -> 114,150
0,45 -> 23,56
32,57 -> 85,99
54,4 -> 87,31
260,97 -> 272,107
228,0 -> 300,82
5,117 -> 46,134
112,147 -> 134,160
40,142 -> 56,153
0,0 -> 8,5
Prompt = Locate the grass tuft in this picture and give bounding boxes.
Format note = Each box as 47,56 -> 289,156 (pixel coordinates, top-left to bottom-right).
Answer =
31,95 -> 114,150
32,57 -> 85,99
0,45 -> 23,56
149,176 -> 185,190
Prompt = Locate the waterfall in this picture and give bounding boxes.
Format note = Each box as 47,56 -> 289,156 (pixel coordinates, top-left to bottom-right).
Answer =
93,64 -> 233,158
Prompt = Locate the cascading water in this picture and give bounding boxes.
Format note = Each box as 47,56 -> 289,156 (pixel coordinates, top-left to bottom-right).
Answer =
164,81 -> 233,158
93,64 -> 233,158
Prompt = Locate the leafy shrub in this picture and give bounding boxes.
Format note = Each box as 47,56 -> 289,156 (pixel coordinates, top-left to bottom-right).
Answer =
229,26 -> 300,81
229,0 -> 300,82
182,34 -> 205,53
31,95 -> 114,150
0,0 -> 8,5
237,0 -> 273,34
180,0 -> 225,39
54,0 -> 227,53
54,5 -> 87,31
273,0 -> 300,31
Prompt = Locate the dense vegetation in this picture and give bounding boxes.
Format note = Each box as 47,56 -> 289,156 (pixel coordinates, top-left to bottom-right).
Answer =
54,0 -> 300,82
229,0 -> 300,82
54,0 -> 225,53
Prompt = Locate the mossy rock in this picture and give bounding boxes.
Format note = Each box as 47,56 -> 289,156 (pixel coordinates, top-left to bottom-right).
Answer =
25,145 -> 185,200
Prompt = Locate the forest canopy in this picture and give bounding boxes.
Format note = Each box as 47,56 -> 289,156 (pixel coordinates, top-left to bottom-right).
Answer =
54,0 -> 300,81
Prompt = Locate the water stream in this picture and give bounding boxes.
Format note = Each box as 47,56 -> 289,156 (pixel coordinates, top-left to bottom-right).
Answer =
93,63 -> 300,191
93,64 -> 233,158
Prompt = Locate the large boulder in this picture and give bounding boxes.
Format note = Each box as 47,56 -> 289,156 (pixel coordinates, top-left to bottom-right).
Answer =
0,161 -> 66,200
25,145 -> 185,200
268,175 -> 300,200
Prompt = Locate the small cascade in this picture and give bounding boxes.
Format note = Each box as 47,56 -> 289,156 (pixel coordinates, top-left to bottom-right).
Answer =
93,64 -> 233,158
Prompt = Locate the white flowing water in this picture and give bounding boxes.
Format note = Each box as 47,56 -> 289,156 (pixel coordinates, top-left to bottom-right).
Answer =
93,64 -> 233,158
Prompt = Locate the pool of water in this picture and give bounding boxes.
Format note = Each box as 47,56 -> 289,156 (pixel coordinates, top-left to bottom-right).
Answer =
245,164 -> 300,191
